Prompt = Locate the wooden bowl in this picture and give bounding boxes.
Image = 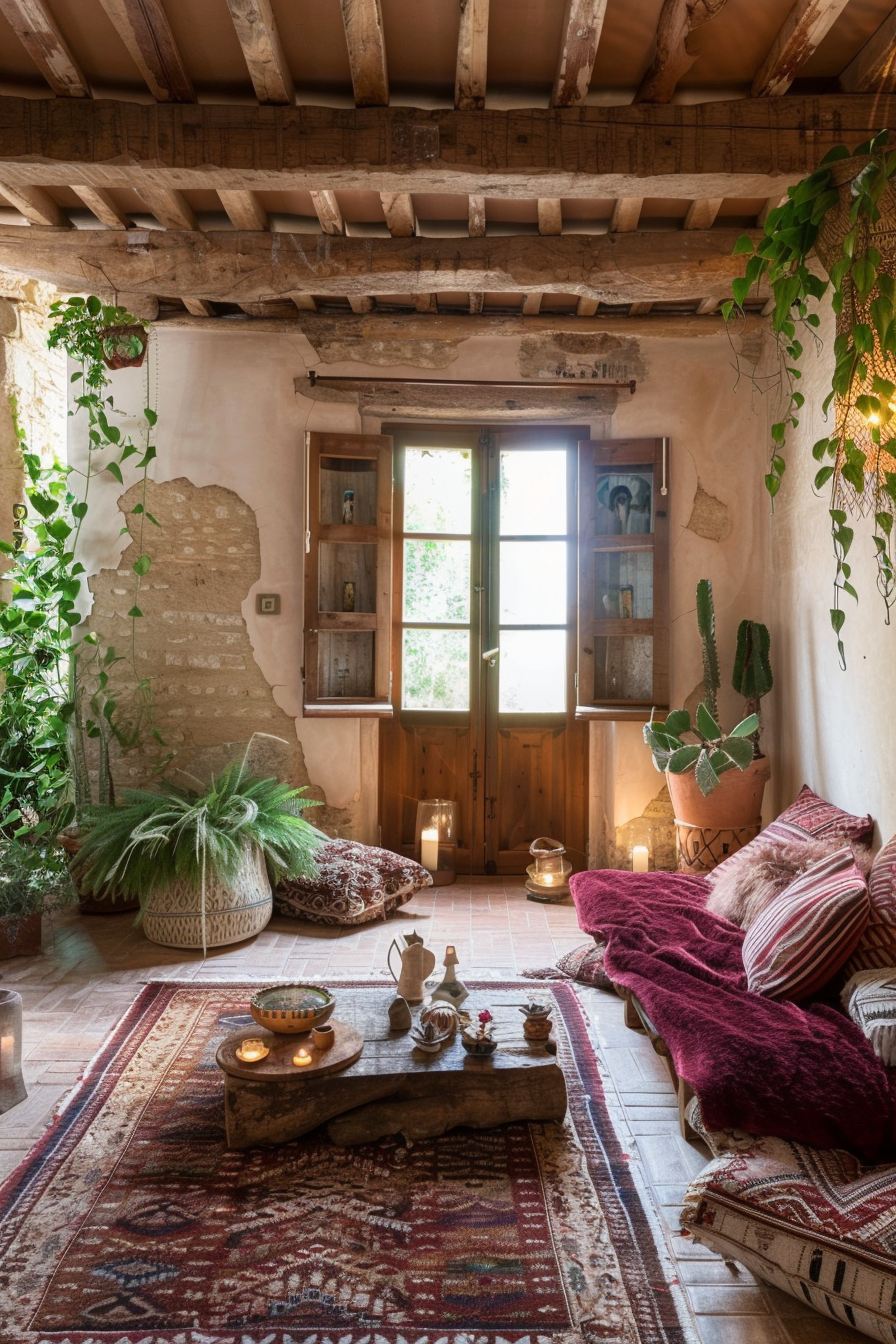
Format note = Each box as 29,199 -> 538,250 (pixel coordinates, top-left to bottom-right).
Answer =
249,984 -> 335,1034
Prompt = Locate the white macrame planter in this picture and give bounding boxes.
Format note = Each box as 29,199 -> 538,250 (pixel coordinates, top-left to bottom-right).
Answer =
142,844 -> 273,950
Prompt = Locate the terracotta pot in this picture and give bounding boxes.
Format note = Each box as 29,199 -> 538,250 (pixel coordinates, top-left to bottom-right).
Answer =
0,914 -> 41,960
665,756 -> 770,830
99,325 -> 148,370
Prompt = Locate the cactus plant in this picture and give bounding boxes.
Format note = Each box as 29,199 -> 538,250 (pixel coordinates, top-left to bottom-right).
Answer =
732,619 -> 773,759
696,577 -> 720,723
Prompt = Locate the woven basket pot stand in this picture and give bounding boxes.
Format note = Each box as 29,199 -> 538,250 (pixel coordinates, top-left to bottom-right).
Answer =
141,843 -> 273,951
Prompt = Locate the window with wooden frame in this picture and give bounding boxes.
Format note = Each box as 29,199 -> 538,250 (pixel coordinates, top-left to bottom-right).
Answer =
576,437 -> 670,720
302,431 -> 394,717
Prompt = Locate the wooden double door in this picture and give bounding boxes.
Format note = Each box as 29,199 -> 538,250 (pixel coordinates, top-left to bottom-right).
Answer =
379,424 -> 588,876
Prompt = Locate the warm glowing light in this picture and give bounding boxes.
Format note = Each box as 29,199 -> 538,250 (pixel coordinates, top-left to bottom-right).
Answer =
235,1037 -> 268,1063
293,1048 -> 313,1067
420,827 -> 439,871
632,845 -> 650,873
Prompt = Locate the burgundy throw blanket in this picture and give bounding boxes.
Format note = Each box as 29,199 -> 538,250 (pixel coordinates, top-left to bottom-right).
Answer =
571,869 -> 896,1161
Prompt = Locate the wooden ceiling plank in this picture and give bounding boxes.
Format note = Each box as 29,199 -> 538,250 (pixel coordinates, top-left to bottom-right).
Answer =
0,181 -> 66,226
219,189 -> 268,230
96,0 -> 195,103
290,294 -> 318,311
469,291 -> 484,314
695,296 -> 721,313
609,197 -> 643,232
537,198 -> 563,235
521,293 -> 543,315
339,0 -> 389,107
73,186 -> 131,228
225,0 -> 295,104
753,0 -> 851,97
455,0 -> 489,110
415,294 -> 438,313
311,189 -> 345,235
139,186 -> 198,230
629,301 -> 653,314
0,0 -> 90,97
840,5 -> 896,92
3,96 -> 895,199
552,0 -> 608,106
683,197 -> 723,229
468,194 -> 487,237
635,0 -> 731,103
380,191 -> 415,236
0,227 -> 771,304
576,297 -> 600,315
349,296 -> 375,313
182,297 -> 216,316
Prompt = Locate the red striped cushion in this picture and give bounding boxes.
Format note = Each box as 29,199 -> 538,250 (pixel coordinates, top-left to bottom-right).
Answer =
742,848 -> 870,1001
775,784 -> 874,845
844,832 -> 896,975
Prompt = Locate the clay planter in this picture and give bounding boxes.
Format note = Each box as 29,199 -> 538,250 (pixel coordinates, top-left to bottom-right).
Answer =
58,828 -> 139,915
0,914 -> 41,960
666,756 -> 770,875
100,325 -> 148,370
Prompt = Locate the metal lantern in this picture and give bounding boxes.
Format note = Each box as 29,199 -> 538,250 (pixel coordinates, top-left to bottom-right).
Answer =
525,836 -> 572,903
415,798 -> 457,886
0,989 -> 26,1114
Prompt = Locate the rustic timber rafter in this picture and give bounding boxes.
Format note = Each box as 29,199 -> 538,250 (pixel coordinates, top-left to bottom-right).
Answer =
552,0 -> 608,107
218,189 -> 268,231
635,0 -> 730,103
840,7 -> 896,93
455,0 -> 489,111
0,0 -> 89,97
73,186 -> 131,229
752,0 -> 851,97
225,0 -> 295,105
380,192 -> 415,236
96,0 -> 194,103
340,0 -> 389,107
0,97 -> 888,200
0,181 -> 66,227
0,226 -> 762,306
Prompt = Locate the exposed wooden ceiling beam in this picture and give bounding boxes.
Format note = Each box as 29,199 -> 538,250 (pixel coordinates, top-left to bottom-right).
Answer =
752,0 -> 850,97
576,297 -> 600,315
0,0 -> 90,97
469,291 -> 484,315
415,294 -> 438,313
552,0 -> 608,106
0,181 -> 66,226
635,0 -> 731,103
609,197 -> 642,232
455,0 -> 489,111
380,191 -> 415,236
182,298 -> 215,316
96,0 -> 194,103
218,189 -> 268,231
0,97 -> 892,199
537,198 -> 563,235
225,0 -> 295,105
840,6 -> 896,93
468,194 -> 487,237
695,296 -> 721,313
683,197 -> 723,229
0,226 -> 762,306
339,0 -> 388,107
310,190 -> 344,236
138,187 -> 197,230
521,293 -> 543,315
348,296 -> 375,314
290,294 -> 317,311
73,186 -> 131,228
629,301 -> 653,315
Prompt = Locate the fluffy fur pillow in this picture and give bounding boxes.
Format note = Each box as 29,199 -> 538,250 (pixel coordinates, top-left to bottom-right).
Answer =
705,832 -> 872,930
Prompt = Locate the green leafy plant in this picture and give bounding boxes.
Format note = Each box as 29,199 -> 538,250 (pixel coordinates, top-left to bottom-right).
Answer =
643,580 -> 762,796
70,760 -> 324,905
0,838 -> 77,922
732,619 -> 773,758
725,129 -> 896,664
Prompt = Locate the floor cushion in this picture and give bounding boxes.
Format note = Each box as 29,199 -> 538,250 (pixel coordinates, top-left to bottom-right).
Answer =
682,1135 -> 896,1344
523,940 -> 614,990
846,832 -> 896,976
842,969 -> 896,1066
274,839 -> 432,926
775,784 -> 875,846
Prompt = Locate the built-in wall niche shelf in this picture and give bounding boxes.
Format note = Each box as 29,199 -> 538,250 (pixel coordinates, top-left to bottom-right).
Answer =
303,432 -> 394,718
576,438 -> 669,721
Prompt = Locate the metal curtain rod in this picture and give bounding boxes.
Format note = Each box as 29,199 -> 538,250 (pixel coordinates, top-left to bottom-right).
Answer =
307,371 -> 637,394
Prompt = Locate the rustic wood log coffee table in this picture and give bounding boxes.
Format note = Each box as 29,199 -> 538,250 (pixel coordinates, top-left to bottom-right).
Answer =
215,986 -> 568,1149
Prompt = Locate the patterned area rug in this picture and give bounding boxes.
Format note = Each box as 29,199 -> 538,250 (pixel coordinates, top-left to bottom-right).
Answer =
0,980 -> 692,1344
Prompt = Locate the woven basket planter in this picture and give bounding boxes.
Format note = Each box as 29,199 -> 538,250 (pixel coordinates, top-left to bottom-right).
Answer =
141,843 -> 273,950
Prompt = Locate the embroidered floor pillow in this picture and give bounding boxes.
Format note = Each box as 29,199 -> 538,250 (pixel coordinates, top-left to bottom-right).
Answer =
775,784 -> 874,845
842,969 -> 896,1066
682,1135 -> 896,1344
741,847 -> 870,1000
845,832 -> 896,976
705,827 -> 866,930
275,839 -> 432,926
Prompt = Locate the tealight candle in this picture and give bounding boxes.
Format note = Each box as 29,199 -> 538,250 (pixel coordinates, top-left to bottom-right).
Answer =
632,845 -> 649,873
235,1038 -> 268,1063
293,1048 -> 313,1067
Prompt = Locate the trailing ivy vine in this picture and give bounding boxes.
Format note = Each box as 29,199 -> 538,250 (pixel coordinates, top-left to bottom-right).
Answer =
725,129 -> 896,665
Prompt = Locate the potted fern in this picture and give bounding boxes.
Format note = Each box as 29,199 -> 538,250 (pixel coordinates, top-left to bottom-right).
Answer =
70,754 -> 324,953
0,840 -> 77,959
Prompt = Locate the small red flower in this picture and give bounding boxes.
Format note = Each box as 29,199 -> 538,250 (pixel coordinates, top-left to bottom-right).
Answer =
478,1009 -> 493,1025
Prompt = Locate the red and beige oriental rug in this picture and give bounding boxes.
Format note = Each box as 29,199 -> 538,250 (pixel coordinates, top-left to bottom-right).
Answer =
0,980 -> 694,1344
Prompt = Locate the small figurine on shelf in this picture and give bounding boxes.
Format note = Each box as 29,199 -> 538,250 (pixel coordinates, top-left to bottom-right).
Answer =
430,945 -> 468,1008
411,1019 -> 453,1054
519,1000 -> 553,1042
462,1008 -> 497,1056
342,489 -> 354,524
342,581 -> 355,612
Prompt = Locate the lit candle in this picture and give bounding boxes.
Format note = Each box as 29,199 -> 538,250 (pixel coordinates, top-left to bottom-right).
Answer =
540,873 -> 555,886
293,1048 -> 313,1067
421,827 -> 439,872
235,1038 -> 268,1063
632,845 -> 649,873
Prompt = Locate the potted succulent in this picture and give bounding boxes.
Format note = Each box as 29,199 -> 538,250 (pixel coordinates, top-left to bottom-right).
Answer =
70,754 -> 324,953
0,839 -> 77,959
461,1008 -> 498,1056
643,580 -> 772,871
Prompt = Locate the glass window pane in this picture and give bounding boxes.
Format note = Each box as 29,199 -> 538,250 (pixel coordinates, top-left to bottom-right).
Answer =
405,448 -> 471,533
595,469 -> 654,536
499,630 -> 566,713
500,450 -> 566,535
404,540 -> 470,622
595,635 -> 653,701
402,629 -> 470,710
499,541 -> 566,624
594,550 -> 654,619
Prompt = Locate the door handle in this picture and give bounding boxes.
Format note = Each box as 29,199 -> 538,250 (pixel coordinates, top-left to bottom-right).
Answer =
482,648 -> 499,666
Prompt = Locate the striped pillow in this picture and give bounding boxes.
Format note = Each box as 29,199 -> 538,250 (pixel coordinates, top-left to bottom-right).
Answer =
742,848 -> 870,1001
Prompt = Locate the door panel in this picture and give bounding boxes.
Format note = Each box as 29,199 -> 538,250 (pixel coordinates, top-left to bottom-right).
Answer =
379,719 -> 476,870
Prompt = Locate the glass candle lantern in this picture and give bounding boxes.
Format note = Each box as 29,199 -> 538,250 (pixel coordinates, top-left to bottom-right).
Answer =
629,818 -> 655,873
415,799 -> 457,886
0,989 -> 26,1115
525,837 -> 572,903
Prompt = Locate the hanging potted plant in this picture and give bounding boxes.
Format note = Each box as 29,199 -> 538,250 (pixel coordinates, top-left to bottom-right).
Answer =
99,324 -> 148,370
725,129 -> 896,664
643,580 -> 773,873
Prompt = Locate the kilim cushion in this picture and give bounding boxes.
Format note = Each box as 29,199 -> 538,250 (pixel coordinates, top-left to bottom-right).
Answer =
845,832 -> 896,976
741,847 -> 870,1000
274,839 -> 431,925
842,968 -> 896,1066
681,1135 -> 896,1344
553,940 -> 614,989
776,783 -> 875,845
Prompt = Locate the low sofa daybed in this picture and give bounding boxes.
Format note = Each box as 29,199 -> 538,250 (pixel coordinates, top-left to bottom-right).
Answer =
569,787 -> 896,1343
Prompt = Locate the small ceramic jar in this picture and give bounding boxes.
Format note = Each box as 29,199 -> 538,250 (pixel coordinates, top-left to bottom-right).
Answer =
312,1024 -> 335,1051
